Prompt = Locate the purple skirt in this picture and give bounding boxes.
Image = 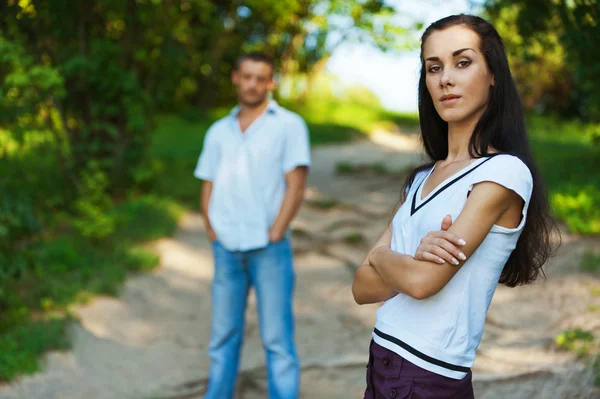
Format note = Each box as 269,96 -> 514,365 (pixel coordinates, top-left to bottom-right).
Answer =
364,340 -> 474,399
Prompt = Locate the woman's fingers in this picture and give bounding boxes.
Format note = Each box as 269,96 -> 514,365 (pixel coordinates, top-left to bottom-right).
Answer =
417,231 -> 468,266
426,244 -> 458,265
416,250 -> 446,264
433,238 -> 466,262
431,231 -> 466,247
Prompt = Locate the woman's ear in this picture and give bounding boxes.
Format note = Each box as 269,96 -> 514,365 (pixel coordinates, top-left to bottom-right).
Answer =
491,75 -> 495,87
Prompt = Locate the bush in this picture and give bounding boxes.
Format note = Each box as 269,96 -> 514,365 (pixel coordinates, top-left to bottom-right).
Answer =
0,316 -> 70,382
555,328 -> 595,357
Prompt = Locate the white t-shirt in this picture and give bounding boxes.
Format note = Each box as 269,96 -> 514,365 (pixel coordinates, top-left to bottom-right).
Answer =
372,154 -> 533,379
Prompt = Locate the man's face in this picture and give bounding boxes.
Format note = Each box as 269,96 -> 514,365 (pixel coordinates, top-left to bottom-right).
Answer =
231,60 -> 275,107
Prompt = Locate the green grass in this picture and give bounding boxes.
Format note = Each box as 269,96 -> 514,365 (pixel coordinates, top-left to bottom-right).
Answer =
555,327 -> 600,387
308,197 -> 339,210
344,232 -> 365,244
528,115 -> 600,235
581,251 -> 600,273
593,353 -> 600,386
555,328 -> 596,357
335,161 -> 355,175
149,111 -> 225,209
282,98 -> 419,134
0,316 -> 71,381
336,161 -> 392,176
0,194 -> 182,381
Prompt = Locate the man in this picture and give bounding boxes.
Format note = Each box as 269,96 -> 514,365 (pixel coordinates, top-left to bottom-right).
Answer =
193,52 -> 310,399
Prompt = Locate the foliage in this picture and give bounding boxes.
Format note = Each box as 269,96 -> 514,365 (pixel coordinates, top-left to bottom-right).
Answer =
0,194 -> 181,380
0,0 -> 413,110
0,316 -> 70,382
528,116 -> 600,235
484,4 -> 573,115
485,0 -> 600,121
1,1 -> 414,379
555,328 -> 595,357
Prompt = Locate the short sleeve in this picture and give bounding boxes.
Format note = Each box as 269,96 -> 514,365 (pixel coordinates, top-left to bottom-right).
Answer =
193,125 -> 220,181
283,115 -> 311,173
468,155 -> 533,232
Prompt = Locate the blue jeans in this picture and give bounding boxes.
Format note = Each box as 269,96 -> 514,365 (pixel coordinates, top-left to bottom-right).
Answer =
205,237 -> 299,399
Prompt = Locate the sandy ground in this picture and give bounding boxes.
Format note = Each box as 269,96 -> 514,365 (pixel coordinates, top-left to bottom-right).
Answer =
1,130 -> 599,399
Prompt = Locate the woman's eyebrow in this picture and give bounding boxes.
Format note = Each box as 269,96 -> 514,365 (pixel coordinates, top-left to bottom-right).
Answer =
425,48 -> 476,62
452,47 -> 475,56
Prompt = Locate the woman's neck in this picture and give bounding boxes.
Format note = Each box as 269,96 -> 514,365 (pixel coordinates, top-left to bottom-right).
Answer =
445,108 -> 486,161
446,125 -> 474,162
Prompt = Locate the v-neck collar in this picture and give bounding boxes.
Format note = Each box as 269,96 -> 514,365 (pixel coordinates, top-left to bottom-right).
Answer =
410,154 -> 501,216
230,100 -> 278,137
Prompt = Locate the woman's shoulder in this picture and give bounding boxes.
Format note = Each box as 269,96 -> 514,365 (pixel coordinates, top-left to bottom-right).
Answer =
484,154 -> 531,178
473,153 -> 533,200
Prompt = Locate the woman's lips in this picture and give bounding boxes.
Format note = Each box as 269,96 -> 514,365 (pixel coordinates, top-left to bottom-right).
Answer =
441,96 -> 461,105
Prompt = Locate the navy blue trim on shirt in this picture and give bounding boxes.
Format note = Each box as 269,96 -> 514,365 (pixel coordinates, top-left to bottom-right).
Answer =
410,154 -> 501,216
373,328 -> 471,373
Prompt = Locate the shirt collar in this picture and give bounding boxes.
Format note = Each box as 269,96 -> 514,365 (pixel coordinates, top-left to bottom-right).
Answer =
229,100 -> 279,118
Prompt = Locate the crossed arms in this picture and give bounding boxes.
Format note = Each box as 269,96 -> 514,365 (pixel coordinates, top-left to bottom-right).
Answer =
352,181 -> 523,304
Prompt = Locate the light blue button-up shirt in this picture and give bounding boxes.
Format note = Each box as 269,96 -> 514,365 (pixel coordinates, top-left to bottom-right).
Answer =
194,100 -> 311,251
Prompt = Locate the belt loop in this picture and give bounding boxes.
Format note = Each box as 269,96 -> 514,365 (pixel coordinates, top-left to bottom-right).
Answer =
397,353 -> 404,372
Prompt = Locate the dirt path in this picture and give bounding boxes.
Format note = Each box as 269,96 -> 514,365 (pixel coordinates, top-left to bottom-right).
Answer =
1,130 -> 599,399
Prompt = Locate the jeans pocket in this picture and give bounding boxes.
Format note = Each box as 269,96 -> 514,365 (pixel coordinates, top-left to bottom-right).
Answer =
412,371 -> 474,399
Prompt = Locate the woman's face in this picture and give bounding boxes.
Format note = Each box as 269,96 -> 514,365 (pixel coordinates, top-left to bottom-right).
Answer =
423,25 -> 495,125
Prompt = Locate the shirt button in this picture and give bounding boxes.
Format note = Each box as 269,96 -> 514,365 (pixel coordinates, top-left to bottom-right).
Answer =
389,388 -> 397,398
382,356 -> 390,367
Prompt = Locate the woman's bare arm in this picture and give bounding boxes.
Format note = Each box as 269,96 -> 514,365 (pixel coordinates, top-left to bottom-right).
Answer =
352,224 -> 397,305
369,181 -> 522,300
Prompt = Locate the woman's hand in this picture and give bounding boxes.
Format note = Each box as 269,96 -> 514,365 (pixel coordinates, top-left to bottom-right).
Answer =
414,215 -> 467,265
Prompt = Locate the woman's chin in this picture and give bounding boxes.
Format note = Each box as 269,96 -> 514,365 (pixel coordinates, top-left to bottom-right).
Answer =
438,111 -> 467,124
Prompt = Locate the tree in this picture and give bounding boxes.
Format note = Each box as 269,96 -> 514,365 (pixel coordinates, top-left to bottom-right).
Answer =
0,0 -> 417,277
485,0 -> 600,120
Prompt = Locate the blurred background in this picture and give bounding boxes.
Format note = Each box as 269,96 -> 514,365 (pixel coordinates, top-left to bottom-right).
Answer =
0,0 -> 599,389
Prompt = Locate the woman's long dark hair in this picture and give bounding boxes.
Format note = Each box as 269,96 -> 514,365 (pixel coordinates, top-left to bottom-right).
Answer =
402,14 -> 560,287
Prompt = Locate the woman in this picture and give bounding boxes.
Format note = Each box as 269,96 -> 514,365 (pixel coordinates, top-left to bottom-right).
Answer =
352,14 -> 559,398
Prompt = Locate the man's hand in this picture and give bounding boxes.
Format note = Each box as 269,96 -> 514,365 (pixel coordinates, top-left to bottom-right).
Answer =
201,181 -> 217,242
207,226 -> 217,242
414,214 -> 467,265
269,225 -> 285,243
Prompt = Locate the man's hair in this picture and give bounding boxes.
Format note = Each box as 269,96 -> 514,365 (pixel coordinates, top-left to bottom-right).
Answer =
234,52 -> 275,73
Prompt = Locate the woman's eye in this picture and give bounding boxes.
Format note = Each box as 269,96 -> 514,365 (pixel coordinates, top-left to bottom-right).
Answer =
428,65 -> 441,73
457,60 -> 472,68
